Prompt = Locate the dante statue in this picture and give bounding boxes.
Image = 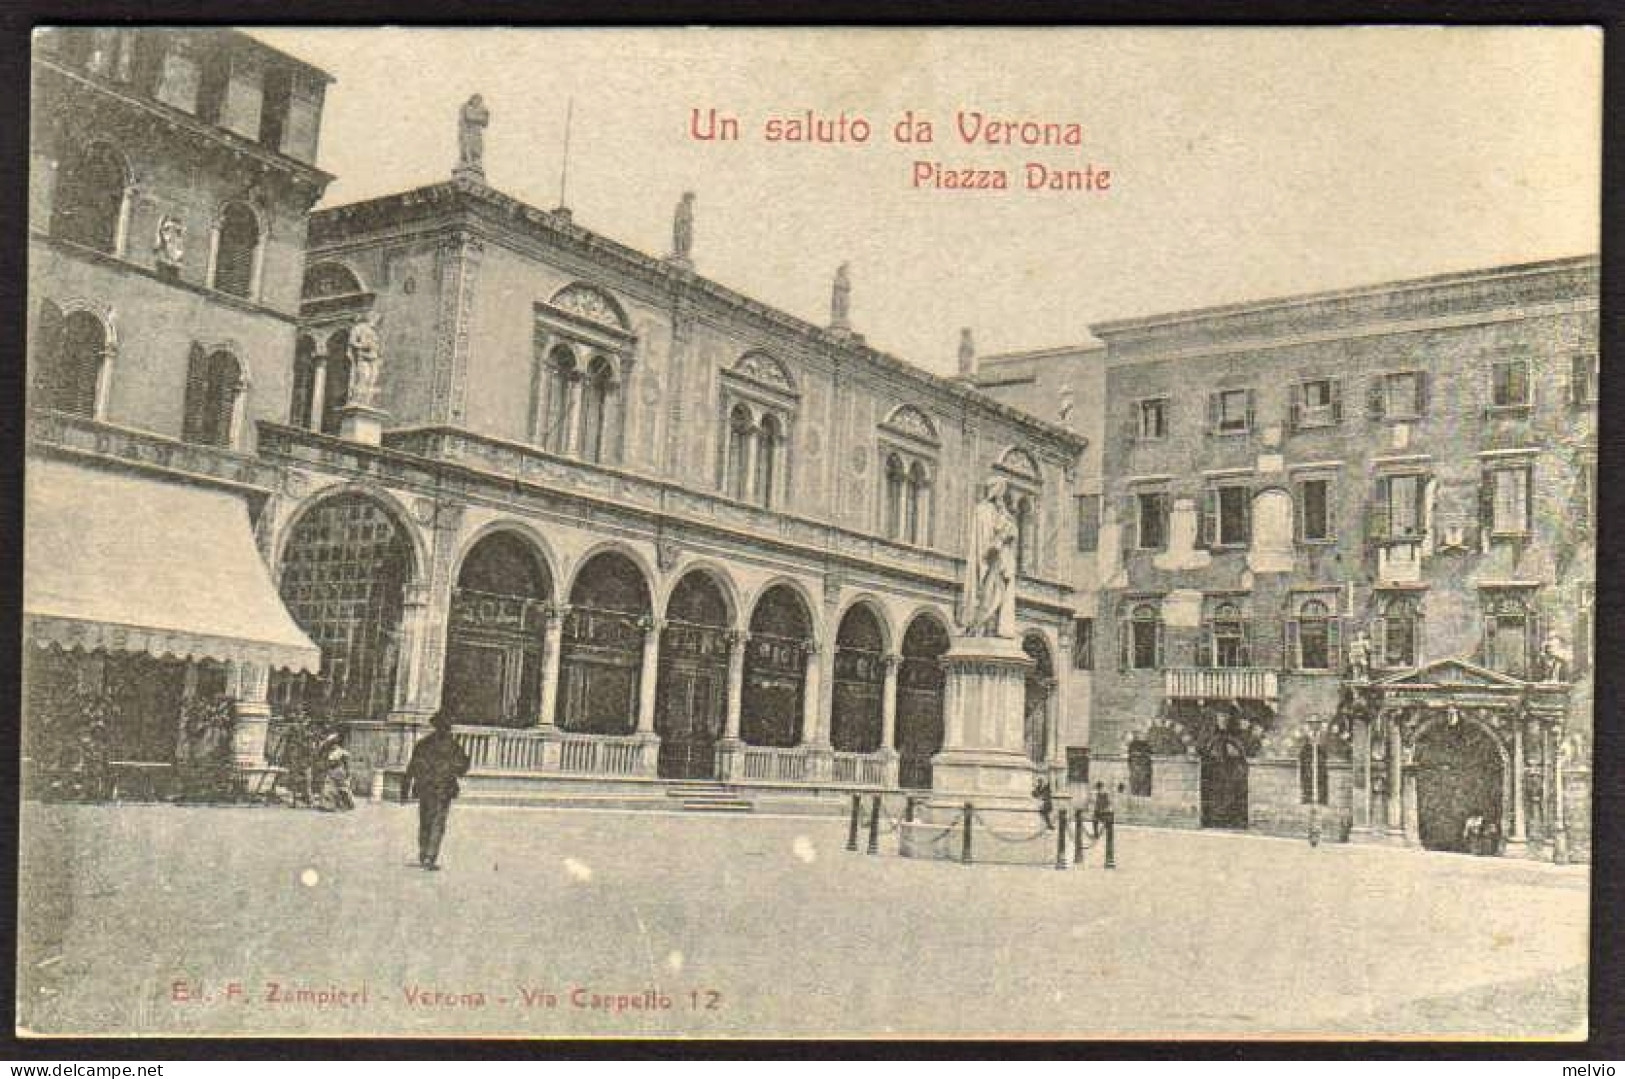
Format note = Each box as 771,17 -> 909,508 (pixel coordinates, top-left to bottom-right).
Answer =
347,313 -> 383,407
457,94 -> 490,176
961,476 -> 1019,638
831,263 -> 851,328
672,192 -> 695,260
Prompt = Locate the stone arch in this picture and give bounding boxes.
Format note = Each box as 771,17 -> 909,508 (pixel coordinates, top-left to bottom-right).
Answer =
657,560 -> 742,631
32,299 -> 118,418
742,575 -> 824,643
451,522 -> 558,600
835,593 -> 895,654
896,610 -> 952,788
562,540 -> 659,609
442,529 -> 555,728
302,259 -> 368,300
51,140 -> 131,254
272,483 -> 429,588
1409,711 -> 1512,853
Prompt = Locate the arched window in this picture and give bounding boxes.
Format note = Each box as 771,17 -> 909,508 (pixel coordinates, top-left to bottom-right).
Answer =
290,335 -> 318,429
742,585 -> 813,748
726,404 -> 753,501
1205,601 -> 1249,669
1296,599 -> 1333,671
544,346 -> 576,454
274,495 -> 415,720
883,454 -> 906,539
181,347 -> 242,448
34,305 -> 107,417
319,329 -> 350,435
560,551 -> 652,735
51,142 -> 127,255
906,460 -> 932,545
896,615 -> 949,789
442,533 -> 552,729
1012,493 -> 1036,575
1376,594 -> 1422,670
831,605 -> 886,754
579,355 -> 615,463
656,571 -> 733,781
1120,602 -> 1162,671
756,413 -> 782,508
212,203 -> 260,299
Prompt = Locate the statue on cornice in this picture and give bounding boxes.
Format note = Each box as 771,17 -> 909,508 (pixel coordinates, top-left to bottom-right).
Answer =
958,327 -> 976,378
961,476 -> 1018,638
672,192 -> 695,262
456,94 -> 490,180
347,312 -> 383,408
831,263 -> 852,329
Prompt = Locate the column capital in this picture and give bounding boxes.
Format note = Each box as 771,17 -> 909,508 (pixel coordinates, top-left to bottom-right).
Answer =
543,602 -> 572,623
882,652 -> 902,671
725,630 -> 748,652
638,615 -> 667,636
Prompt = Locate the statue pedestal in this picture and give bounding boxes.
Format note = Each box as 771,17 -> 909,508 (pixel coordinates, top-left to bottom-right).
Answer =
900,634 -> 1057,865
338,403 -> 389,447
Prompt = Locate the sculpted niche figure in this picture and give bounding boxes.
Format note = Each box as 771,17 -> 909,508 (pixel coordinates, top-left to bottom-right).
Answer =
154,215 -> 186,275
457,94 -> 490,177
961,477 -> 1019,638
347,313 -> 383,408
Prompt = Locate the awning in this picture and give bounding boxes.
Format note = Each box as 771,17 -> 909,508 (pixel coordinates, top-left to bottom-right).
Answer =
25,457 -> 321,673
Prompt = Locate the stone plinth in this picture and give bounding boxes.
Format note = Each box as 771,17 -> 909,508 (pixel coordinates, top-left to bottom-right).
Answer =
901,634 -> 1057,865
339,403 -> 389,446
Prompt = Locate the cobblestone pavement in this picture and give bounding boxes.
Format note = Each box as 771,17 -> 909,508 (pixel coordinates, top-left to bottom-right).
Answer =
16,802 -> 1589,1039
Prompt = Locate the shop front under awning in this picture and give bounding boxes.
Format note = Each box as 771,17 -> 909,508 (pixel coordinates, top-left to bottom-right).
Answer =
25,457 -> 321,673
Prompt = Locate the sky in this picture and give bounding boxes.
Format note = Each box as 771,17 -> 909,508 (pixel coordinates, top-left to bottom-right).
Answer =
251,27 -> 1600,374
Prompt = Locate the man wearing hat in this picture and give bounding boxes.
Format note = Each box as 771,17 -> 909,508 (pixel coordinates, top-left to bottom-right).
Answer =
403,713 -> 471,871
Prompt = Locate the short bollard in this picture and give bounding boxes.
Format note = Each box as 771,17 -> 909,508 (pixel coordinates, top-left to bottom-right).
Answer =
845,793 -> 861,852
1104,818 -> 1116,869
1055,809 -> 1069,870
866,794 -> 881,855
961,801 -> 974,865
1073,811 -> 1085,865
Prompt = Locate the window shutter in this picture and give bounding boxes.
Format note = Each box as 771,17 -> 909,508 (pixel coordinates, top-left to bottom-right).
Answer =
1570,352 -> 1588,406
1574,461 -> 1593,533
1522,465 -> 1534,534
1367,378 -> 1385,420
1245,389 -> 1257,432
1288,383 -> 1302,430
1511,362 -> 1529,407
1198,620 -> 1213,667
181,345 -> 208,443
1420,476 -> 1436,541
1117,606 -> 1130,671
1478,472 -> 1495,544
1367,477 -> 1391,542
1241,486 -> 1254,545
1324,478 -> 1337,541
1371,614 -> 1387,669
1206,391 -> 1220,434
1326,616 -> 1343,672
1154,621 -> 1165,669
1122,495 -> 1139,553
1121,409 -> 1139,447
1284,618 -> 1300,671
1480,603 -> 1496,668
1415,372 -> 1431,416
1329,378 -> 1343,423
1200,487 -> 1217,548
1292,481 -> 1305,542
1239,619 -> 1253,667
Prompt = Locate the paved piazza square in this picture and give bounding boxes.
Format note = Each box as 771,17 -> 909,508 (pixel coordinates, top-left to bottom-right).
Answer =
17,803 -> 1588,1039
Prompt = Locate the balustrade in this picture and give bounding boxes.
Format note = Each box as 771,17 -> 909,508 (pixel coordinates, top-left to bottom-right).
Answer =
1164,667 -> 1279,702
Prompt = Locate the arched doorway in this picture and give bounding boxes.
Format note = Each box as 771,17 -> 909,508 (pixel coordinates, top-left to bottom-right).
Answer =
897,614 -> 949,789
1200,734 -> 1250,829
275,494 -> 415,719
742,585 -> 812,747
831,604 -> 886,753
656,571 -> 731,779
441,532 -> 552,728
559,551 -> 651,735
1415,718 -> 1506,853
1022,633 -> 1054,767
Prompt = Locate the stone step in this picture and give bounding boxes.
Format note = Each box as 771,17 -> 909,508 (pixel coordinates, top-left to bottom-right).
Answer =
680,799 -> 755,813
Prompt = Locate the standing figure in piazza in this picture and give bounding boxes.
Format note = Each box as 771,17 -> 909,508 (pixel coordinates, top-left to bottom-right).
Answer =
961,476 -> 1019,638
347,312 -> 383,408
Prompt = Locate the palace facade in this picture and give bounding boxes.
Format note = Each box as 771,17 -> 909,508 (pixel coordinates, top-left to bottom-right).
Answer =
977,257 -> 1598,860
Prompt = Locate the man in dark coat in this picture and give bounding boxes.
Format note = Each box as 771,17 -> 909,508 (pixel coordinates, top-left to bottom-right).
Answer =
403,713 -> 471,871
